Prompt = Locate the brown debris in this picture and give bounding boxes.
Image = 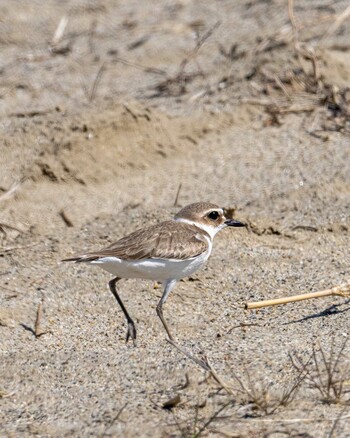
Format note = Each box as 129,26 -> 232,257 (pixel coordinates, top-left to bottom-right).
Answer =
59,209 -> 74,227
162,394 -> 181,410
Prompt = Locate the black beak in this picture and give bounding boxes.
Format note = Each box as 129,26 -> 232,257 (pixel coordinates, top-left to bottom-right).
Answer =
225,219 -> 245,227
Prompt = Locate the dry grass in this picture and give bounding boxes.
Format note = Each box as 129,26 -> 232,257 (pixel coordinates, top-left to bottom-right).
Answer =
218,0 -> 350,135
152,21 -> 220,97
170,399 -> 234,438
168,335 -> 350,435
230,363 -> 306,417
291,338 -> 350,405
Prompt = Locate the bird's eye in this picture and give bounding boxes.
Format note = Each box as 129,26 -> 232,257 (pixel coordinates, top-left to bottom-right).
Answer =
208,211 -> 219,220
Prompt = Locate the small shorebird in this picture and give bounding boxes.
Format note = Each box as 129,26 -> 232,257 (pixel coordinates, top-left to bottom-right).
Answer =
63,202 -> 244,343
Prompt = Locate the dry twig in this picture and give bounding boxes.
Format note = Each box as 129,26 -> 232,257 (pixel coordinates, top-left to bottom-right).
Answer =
99,403 -> 128,438
321,5 -> 350,42
193,399 -> 234,438
167,339 -> 235,396
34,300 -> 47,338
0,180 -> 23,203
246,282 -> 350,310
288,0 -> 299,45
174,183 -> 182,207
328,406 -> 349,438
153,21 -> 220,97
89,62 -> 106,102
51,16 -> 68,46
59,209 -> 74,227
0,242 -> 40,255
115,57 -> 166,75
0,388 -> 17,399
0,222 -> 24,234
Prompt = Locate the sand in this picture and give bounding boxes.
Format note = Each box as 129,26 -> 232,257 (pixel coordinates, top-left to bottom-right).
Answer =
1,1 -> 350,436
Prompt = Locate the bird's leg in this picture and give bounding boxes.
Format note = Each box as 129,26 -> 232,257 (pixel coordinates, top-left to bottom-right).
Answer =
109,277 -> 136,344
156,303 -> 173,340
156,279 -> 177,340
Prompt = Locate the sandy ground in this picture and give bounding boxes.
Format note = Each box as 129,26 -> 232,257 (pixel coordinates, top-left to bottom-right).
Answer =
1,1 -> 350,437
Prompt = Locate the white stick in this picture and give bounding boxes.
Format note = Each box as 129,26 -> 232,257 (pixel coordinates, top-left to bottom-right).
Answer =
246,282 -> 350,310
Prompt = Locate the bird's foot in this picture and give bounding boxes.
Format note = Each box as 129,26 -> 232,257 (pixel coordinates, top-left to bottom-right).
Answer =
125,320 -> 137,345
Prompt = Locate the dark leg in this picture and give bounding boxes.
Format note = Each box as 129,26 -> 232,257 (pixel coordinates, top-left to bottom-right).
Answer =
109,277 -> 136,344
156,279 -> 177,340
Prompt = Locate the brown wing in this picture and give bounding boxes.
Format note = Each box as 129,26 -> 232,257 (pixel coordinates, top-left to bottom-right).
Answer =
63,221 -> 208,262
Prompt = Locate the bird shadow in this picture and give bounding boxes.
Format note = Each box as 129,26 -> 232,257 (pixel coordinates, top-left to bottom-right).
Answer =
282,299 -> 350,325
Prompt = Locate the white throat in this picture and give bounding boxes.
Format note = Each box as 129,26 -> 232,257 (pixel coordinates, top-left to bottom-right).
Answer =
175,218 -> 225,240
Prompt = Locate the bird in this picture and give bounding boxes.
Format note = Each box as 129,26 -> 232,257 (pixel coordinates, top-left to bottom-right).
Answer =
62,202 -> 244,343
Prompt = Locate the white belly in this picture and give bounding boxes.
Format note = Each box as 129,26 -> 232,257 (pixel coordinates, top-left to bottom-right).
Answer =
88,250 -> 210,281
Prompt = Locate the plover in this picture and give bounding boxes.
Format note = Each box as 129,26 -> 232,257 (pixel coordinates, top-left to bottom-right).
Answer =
63,202 -> 244,343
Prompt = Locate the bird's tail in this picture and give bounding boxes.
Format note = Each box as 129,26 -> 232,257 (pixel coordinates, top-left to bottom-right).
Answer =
61,254 -> 99,263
